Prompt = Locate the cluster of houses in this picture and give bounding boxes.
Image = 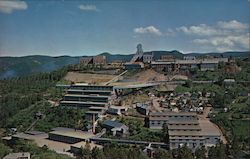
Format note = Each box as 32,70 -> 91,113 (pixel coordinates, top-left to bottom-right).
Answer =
101,90 -> 221,151
160,91 -> 212,113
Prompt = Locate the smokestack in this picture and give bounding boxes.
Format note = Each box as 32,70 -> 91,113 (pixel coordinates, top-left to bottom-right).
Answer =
92,114 -> 96,134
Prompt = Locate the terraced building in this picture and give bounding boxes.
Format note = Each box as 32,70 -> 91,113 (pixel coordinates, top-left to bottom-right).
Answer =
60,83 -> 114,115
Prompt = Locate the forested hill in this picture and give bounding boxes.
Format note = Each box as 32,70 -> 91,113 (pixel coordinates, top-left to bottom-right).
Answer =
0,51 -> 249,79
0,55 -> 80,79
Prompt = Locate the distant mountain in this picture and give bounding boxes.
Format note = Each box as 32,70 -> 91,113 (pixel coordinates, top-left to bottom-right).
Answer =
0,51 -> 249,79
99,52 -> 133,63
187,51 -> 250,58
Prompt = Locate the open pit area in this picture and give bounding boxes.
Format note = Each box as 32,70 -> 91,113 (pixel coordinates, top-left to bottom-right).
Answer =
111,69 -> 168,86
64,72 -> 117,84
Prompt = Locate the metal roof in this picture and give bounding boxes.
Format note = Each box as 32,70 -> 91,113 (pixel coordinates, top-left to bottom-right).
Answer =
49,128 -> 95,140
150,111 -> 197,116
168,125 -> 201,130
64,94 -> 109,98
169,130 -> 202,136
103,120 -> 124,128
168,119 -> 199,124
60,101 -> 107,105
67,89 -> 112,93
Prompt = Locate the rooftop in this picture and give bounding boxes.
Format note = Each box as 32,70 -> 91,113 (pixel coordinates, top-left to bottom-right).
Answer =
168,119 -> 199,124
169,130 -> 202,136
49,128 -> 95,140
150,111 -> 197,116
152,58 -> 228,65
60,101 -> 107,105
169,136 -> 205,140
67,89 -> 112,93
103,120 -> 125,128
64,94 -> 109,98
72,84 -> 113,88
168,125 -> 201,130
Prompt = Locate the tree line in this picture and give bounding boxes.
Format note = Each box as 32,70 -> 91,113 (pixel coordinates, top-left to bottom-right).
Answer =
0,67 -> 68,128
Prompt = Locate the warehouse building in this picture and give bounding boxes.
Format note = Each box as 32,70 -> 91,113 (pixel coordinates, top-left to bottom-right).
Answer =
48,127 -> 95,144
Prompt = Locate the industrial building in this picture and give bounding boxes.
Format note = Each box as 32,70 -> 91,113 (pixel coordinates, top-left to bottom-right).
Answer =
60,84 -> 114,115
124,44 -> 153,69
148,111 -> 221,150
151,58 -> 228,72
48,127 -> 95,144
136,103 -> 151,115
80,55 -> 106,65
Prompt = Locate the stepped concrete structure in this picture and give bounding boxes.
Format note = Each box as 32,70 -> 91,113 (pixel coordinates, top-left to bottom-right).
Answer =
60,83 -> 114,115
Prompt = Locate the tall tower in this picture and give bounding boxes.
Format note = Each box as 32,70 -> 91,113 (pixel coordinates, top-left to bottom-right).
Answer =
136,44 -> 143,55
130,44 -> 144,62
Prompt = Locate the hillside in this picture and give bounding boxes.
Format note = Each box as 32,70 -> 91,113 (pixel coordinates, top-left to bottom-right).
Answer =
0,51 -> 249,79
0,55 -> 80,79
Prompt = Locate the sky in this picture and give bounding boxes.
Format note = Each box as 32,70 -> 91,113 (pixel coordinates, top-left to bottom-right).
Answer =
0,0 -> 249,57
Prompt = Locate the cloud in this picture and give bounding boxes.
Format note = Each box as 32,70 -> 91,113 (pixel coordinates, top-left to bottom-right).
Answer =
178,20 -> 249,36
193,34 -> 249,48
177,24 -> 218,36
178,20 -> 249,51
134,26 -> 163,36
79,4 -> 99,12
0,0 -> 27,14
217,20 -> 249,30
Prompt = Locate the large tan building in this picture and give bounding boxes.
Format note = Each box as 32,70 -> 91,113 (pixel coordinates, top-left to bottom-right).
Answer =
148,111 -> 221,150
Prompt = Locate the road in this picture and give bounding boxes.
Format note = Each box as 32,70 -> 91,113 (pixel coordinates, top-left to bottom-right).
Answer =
198,106 -> 227,144
151,97 -> 164,112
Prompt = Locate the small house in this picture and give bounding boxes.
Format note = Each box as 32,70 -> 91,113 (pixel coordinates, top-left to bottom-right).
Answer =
102,120 -> 129,137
